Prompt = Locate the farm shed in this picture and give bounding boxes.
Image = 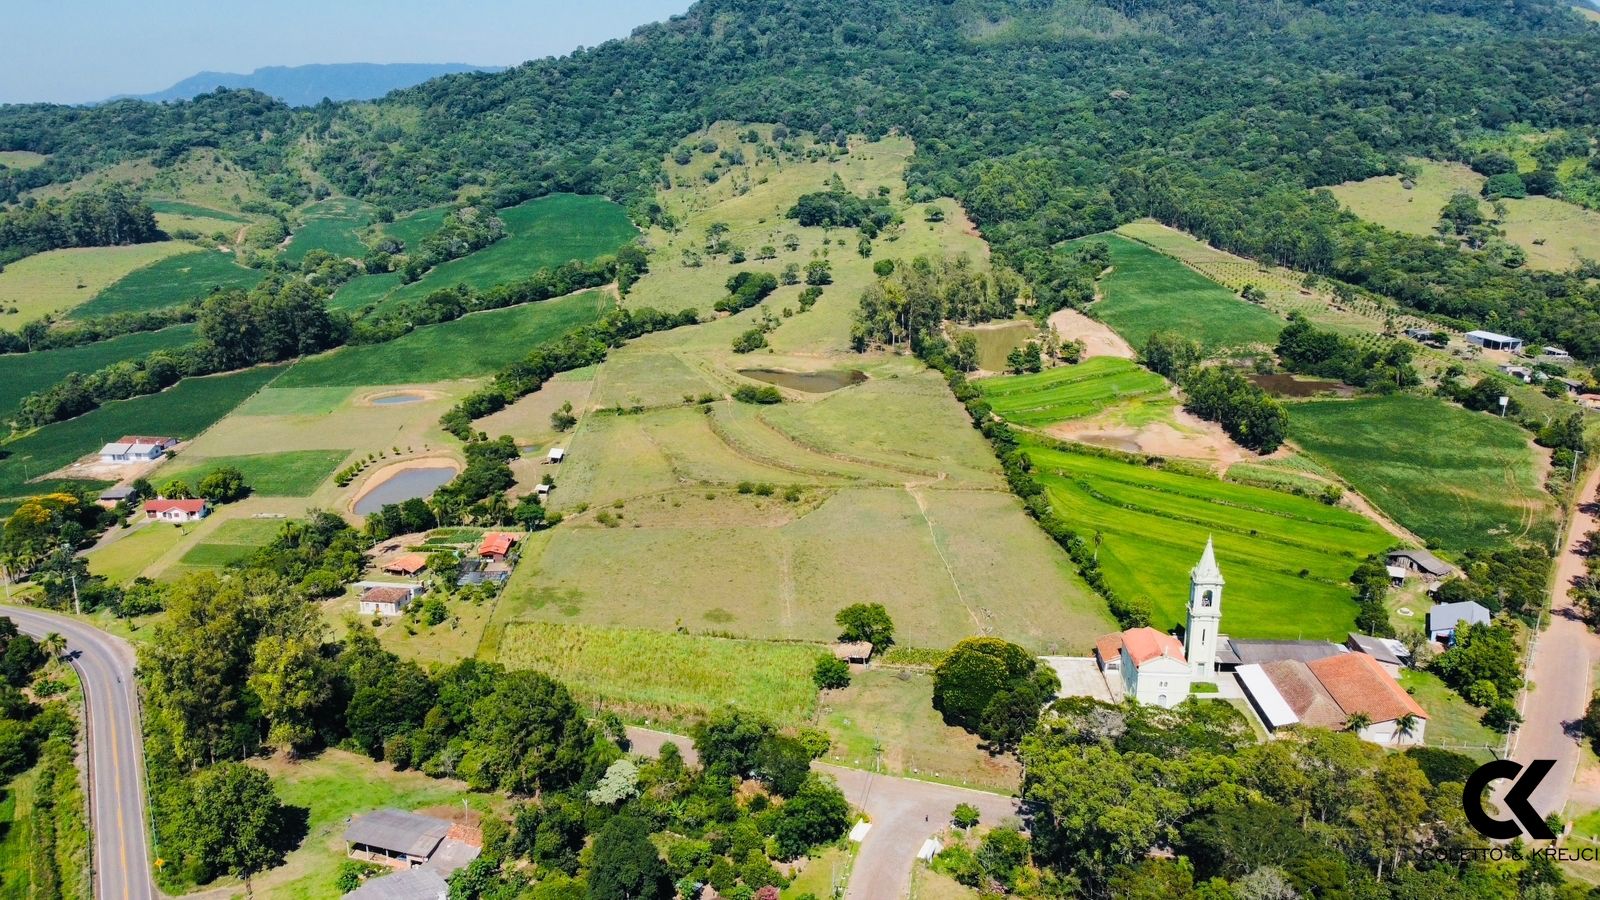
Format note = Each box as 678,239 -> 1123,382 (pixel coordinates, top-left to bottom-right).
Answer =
1465,330 -> 1524,352
382,554 -> 429,576
1235,663 -> 1299,730
344,809 -> 452,867
1246,655 -> 1427,745
1386,549 -> 1454,581
97,486 -> 136,509
546,447 -> 566,464
1345,632 -> 1406,677
831,641 -> 873,664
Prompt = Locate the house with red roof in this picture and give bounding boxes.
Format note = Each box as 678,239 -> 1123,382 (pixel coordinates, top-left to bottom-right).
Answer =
145,498 -> 208,522
477,532 -> 518,561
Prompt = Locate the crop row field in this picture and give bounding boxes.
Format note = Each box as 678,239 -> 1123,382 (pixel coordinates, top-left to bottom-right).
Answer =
276,288 -> 612,388
1072,233 -> 1283,354
496,621 -> 821,726
1288,395 -> 1559,552
72,250 -> 264,319
0,325 -> 198,424
282,197 -> 376,264
976,356 -> 1169,427
1024,438 -> 1394,639
0,365 -> 283,505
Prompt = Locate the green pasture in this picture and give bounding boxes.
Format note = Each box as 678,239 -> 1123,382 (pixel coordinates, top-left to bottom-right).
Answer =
154,449 -> 348,497
1288,395 -> 1559,552
1074,233 -> 1282,354
146,199 -> 249,224
0,325 -> 198,423
74,250 -> 264,318
328,272 -> 401,311
0,242 -> 194,322
87,521 -> 192,584
382,194 -> 636,306
379,205 -> 449,249
0,365 -> 282,502
976,357 -> 1168,426
495,620 -> 821,726
957,321 -> 1036,371
0,150 -> 47,170
276,288 -> 611,388
282,197 -> 376,264
1024,438 -> 1393,638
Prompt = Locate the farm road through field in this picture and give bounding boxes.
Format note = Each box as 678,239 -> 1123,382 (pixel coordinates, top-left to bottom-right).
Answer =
628,727 -> 1019,899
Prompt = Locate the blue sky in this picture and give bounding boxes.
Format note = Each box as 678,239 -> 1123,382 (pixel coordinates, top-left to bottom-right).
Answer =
1,0 -> 694,104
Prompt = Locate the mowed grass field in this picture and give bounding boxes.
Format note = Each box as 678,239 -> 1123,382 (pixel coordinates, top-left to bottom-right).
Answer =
1329,158 -> 1600,271
282,197 -> 375,264
1288,395 -> 1559,552
0,325 -> 198,423
976,357 -> 1168,426
495,621 -> 821,726
0,365 -> 282,503
276,289 -> 611,388
1074,233 -> 1283,354
1024,438 -> 1394,638
154,449 -> 348,497
381,194 -> 637,306
0,242 -> 194,321
173,517 -> 283,574
73,250 -> 264,318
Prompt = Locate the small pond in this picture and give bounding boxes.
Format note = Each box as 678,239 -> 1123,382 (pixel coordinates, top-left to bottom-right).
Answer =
738,368 -> 867,393
1248,374 -> 1347,398
353,466 -> 458,515
370,392 -> 426,406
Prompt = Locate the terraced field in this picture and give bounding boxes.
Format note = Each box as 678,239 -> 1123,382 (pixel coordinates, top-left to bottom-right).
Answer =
276,289 -> 611,388
1025,438 -> 1394,639
976,357 -> 1168,427
72,250 -> 264,318
1288,395 -> 1560,552
0,325 -> 198,423
1074,233 -> 1283,354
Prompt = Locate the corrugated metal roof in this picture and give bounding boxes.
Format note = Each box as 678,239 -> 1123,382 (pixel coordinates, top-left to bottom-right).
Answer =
343,809 -> 451,858
343,867 -> 448,900
1236,663 -> 1299,730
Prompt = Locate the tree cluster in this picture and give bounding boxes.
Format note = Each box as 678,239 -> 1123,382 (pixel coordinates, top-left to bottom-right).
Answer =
933,637 -> 1060,752
1275,313 -> 1420,391
1139,331 -> 1287,453
0,186 -> 160,266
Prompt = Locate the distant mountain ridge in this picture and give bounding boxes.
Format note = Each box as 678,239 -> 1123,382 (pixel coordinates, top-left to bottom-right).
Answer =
109,62 -> 505,106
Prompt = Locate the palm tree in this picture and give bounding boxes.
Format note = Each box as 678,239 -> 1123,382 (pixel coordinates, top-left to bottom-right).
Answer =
1393,713 -> 1419,744
1344,712 -> 1373,733
41,632 -> 66,661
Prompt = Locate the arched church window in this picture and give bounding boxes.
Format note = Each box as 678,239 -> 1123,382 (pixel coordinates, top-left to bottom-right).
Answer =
1202,589 -> 1213,607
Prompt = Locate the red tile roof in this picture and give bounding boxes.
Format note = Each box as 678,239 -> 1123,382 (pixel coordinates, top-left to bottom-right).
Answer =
1120,627 -> 1186,666
1261,660 -> 1347,729
1307,652 -> 1428,722
1094,633 -> 1124,663
382,553 -> 428,575
478,532 -> 517,557
361,587 -> 413,605
145,499 -> 206,514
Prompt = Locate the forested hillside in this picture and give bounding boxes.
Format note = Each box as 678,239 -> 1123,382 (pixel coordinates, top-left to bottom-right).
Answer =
4,0 -> 1597,352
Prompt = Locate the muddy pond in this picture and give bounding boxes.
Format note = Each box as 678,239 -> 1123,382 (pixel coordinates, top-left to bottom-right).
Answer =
738,368 -> 867,393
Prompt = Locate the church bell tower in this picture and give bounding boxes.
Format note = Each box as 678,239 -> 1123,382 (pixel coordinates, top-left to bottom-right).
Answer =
1185,537 -> 1224,682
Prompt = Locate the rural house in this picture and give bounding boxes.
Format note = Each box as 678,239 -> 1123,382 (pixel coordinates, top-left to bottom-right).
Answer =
1386,549 -> 1454,581
144,498 -> 208,522
96,486 -> 136,509
1426,600 -> 1491,644
1464,330 -> 1524,352
359,585 -> 423,617
832,641 -> 873,664
1240,653 -> 1427,746
98,435 -> 177,464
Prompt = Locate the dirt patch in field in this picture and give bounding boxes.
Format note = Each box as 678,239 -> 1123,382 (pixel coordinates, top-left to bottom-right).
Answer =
1046,404 -> 1278,468
1047,308 -> 1135,360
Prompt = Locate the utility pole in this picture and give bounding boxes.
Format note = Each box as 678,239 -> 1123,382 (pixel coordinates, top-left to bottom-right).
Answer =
1573,449 -> 1584,484
60,543 -> 79,617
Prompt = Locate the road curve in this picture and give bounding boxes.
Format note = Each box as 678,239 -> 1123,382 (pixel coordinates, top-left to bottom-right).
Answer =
1,605 -> 155,900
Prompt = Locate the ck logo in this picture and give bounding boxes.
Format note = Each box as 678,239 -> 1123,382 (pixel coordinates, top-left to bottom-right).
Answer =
1463,759 -> 1556,840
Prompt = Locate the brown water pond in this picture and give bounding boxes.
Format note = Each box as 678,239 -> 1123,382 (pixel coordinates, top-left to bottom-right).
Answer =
738,368 -> 868,393
1248,374 -> 1350,397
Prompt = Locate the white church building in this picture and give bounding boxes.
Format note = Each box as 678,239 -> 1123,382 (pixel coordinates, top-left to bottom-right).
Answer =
1093,538 -> 1224,708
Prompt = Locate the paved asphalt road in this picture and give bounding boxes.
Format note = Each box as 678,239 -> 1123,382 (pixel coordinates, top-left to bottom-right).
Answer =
1,605 -> 155,900
628,726 -> 1020,899
1496,464 -> 1600,824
